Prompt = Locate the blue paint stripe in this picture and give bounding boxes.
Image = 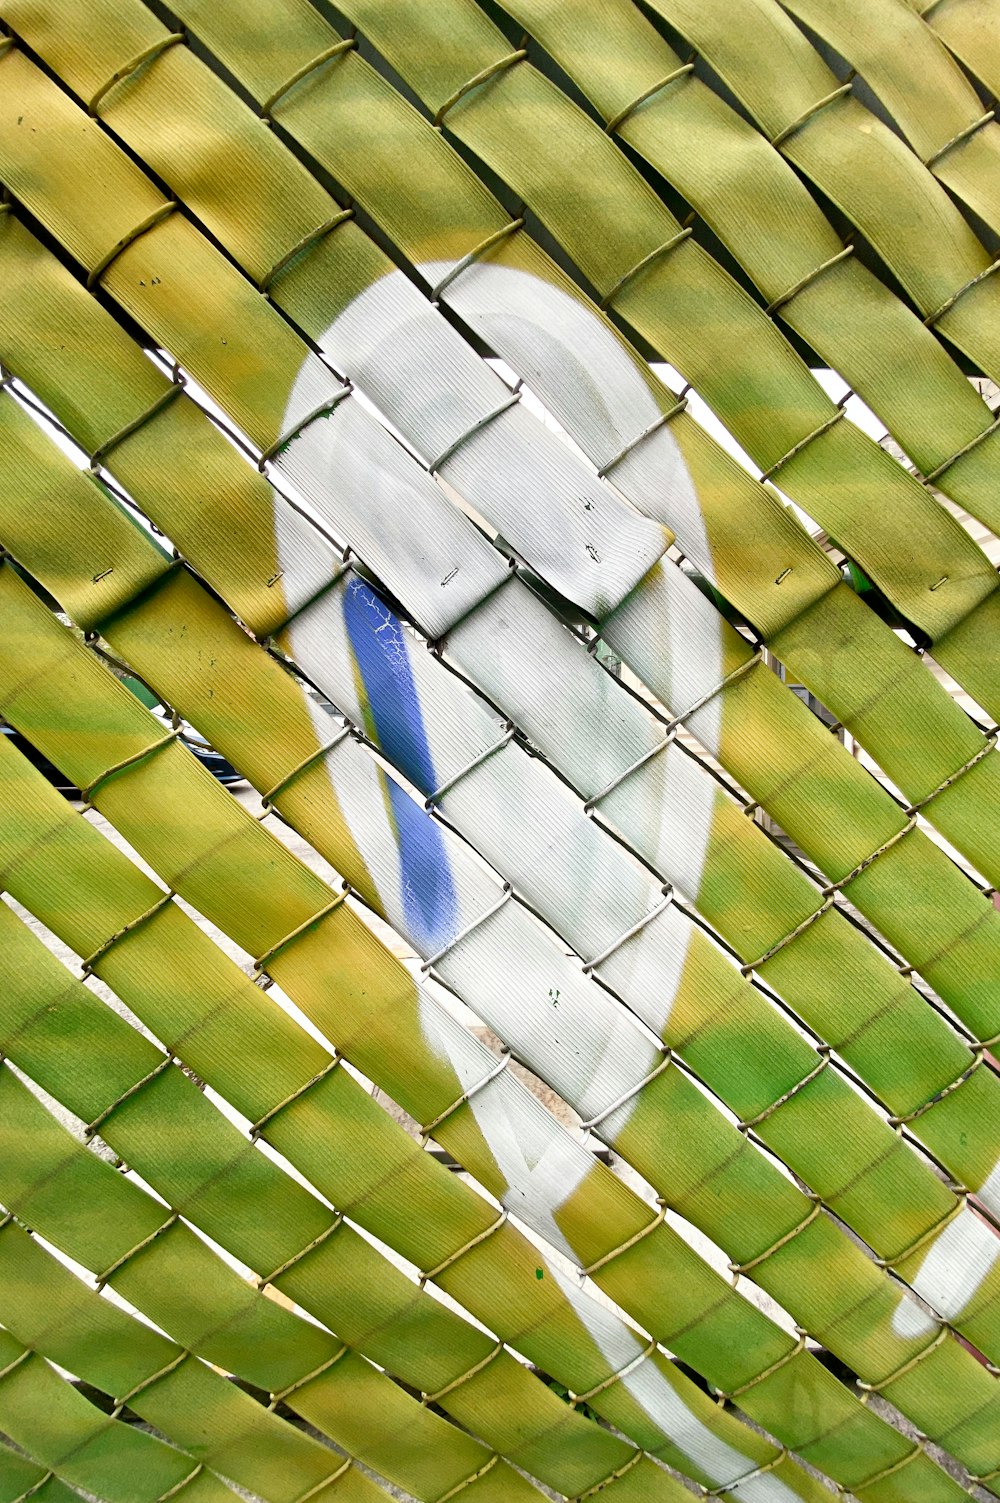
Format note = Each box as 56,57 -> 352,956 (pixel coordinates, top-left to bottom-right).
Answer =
342,577 -> 457,950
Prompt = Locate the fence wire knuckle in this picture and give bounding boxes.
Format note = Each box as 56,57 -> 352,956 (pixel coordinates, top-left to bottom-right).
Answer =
256,1215 -> 345,1289
585,652 -> 762,813
250,1055 -> 342,1140
0,1347 -> 32,1384
87,202 -> 178,290
596,397 -> 688,478
292,1458 -> 354,1503
714,1327 -> 808,1405
258,386 -> 352,471
82,889 -> 176,976
269,1345 -> 349,1410
924,109 -> 995,170
600,227 -> 693,311
770,82 -> 853,148
420,885 -> 514,974
740,896 -> 835,975
737,1049 -> 831,1132
889,1048 -> 989,1128
579,1051 -> 672,1135
85,1053 -> 177,1139
8,1471 -> 54,1503
434,51 -> 527,129
923,256 -> 1000,327
424,726 -> 514,808
89,379 -> 186,473
759,407 -> 846,482
112,1350 -> 188,1417
431,218 -> 525,304
569,1335 -> 657,1406
265,555 -> 355,644
419,1207 -> 508,1287
573,1449 -> 643,1501
261,40 -> 356,122
701,1449 -> 788,1497
87,33 -> 185,116
583,889 -> 673,975
821,817 -> 917,896
605,63 -> 695,136
765,245 -> 854,317
841,1441 -> 925,1495
580,1198 -> 667,1280
252,886 -> 351,977
905,731 -> 998,812
419,1050 -> 511,1142
155,1465 -> 205,1503
428,391 -> 521,474
80,727 -> 182,807
421,1339 -> 505,1407
259,209 -> 354,293
728,1197 -> 822,1281
923,418 -> 1000,487
857,1325 -> 948,1398
261,726 -> 353,810
96,1212 -> 180,1289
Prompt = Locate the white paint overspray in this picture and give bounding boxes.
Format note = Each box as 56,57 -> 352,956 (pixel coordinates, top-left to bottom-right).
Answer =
893,1164 -> 1000,1339
273,258 -> 723,1036
426,259 -> 715,579
267,266 -> 731,1418
548,1264 -> 801,1502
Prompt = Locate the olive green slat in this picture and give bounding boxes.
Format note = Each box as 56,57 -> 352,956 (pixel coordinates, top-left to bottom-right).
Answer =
778,0 -> 1000,238
0,1080 -> 535,1503
638,0 -> 1000,379
0,55 -> 992,1442
914,0 -> 1000,101
6,385 -> 1000,1479
0,2 -> 992,1490
3,215 -> 999,1440
61,0 -> 1000,984
0,907 -> 531,1503
0,1438 -> 81,1503
0,1173 -> 387,1503
479,0 -> 1000,538
0,921 -> 546,1503
0,170 -> 997,1268
0,1329 -> 239,1503
0,789 -> 676,1503
0,738 -> 807,1503
0,38 -> 995,1057
300,0 -> 1000,683
0,575 -> 978,1503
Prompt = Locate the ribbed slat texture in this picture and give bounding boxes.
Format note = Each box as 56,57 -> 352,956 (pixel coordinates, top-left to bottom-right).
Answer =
0,1 -> 997,1498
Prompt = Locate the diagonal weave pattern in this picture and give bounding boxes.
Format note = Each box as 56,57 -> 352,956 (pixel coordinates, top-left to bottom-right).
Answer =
0,1 -> 997,1500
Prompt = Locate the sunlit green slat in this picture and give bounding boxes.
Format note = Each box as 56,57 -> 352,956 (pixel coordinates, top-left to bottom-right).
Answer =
0,1330 -> 240,1503
0,1179 -> 389,1503
1,174 -> 996,1273
0,733 -> 813,1503
0,899 -> 534,1503
0,749 -> 677,1503
0,1436 -> 82,1503
58,0 -> 998,1022
779,0 -> 1000,238
0,571 -> 974,1503
6,389 -> 1000,1470
912,0 -> 1000,101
